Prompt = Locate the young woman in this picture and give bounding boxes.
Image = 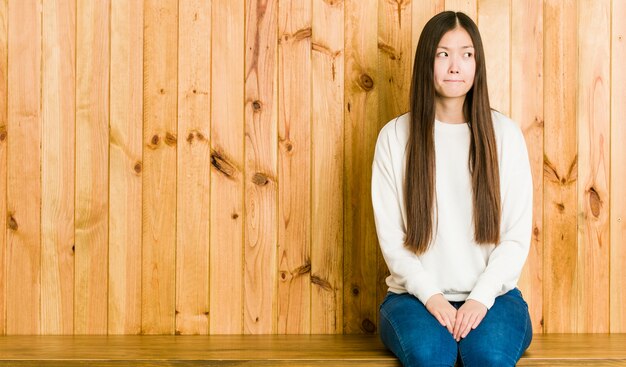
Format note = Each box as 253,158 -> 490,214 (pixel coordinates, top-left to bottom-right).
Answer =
371,11 -> 533,367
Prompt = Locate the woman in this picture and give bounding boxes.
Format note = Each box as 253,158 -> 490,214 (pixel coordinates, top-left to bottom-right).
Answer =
371,11 -> 533,367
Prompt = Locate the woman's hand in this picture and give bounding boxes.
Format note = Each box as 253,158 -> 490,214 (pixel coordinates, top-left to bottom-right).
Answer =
425,294 -> 457,335
453,299 -> 487,341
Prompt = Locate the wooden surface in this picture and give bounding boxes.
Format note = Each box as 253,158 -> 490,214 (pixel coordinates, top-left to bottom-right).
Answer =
209,0 -> 244,335
577,0 -> 610,333
142,0 -> 178,335
311,0 -> 343,334
1,0 -> 626,336
511,0 -> 544,334
343,0 -> 379,335
0,0 -> 6,337
278,0 -> 311,335
41,0 -> 75,335
244,0 -> 278,335
6,0 -> 42,335
1,334 -> 626,366
75,0 -> 110,335
176,0 -> 211,336
109,0 -> 143,335
611,0 -> 626,334
543,0 -> 578,333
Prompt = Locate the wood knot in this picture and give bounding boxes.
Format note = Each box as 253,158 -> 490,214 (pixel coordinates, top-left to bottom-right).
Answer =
165,132 -> 177,146
71,244 -> 75,253
211,149 -> 237,178
8,214 -> 18,231
134,161 -> 142,174
252,100 -> 262,111
0,126 -> 6,141
533,227 -> 539,237
232,213 -> 239,219
588,186 -> 601,217
159,88 -> 165,94
362,318 -> 376,333
311,274 -> 333,292
187,130 -> 207,144
280,271 -> 287,280
358,74 -> 374,91
151,134 -> 160,146
252,172 -> 269,186
351,286 -> 360,296
556,202 -> 565,212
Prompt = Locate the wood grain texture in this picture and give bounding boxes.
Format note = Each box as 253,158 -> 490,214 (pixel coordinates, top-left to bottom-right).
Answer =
75,0 -> 110,335
376,0 -> 411,315
6,0 -> 42,335
478,0 -> 510,115
209,0 -> 244,335
0,0 -> 8,336
411,0 -> 444,64
444,0 -> 476,20
576,0 -> 610,333
176,0 -> 211,335
109,0 -> 143,335
311,0 -> 343,334
1,334 -> 626,366
142,0 -> 178,335
610,0 -> 626,333
543,0 -> 578,333
511,0 -> 543,333
244,0 -> 278,334
343,0 -> 379,335
277,0 -> 311,335
41,0 -> 75,335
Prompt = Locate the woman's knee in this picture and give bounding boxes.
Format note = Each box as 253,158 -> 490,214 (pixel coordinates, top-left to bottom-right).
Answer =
459,351 -> 516,367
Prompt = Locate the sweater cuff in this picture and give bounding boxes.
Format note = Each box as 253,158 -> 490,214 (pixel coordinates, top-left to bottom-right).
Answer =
466,281 -> 499,309
406,279 -> 443,306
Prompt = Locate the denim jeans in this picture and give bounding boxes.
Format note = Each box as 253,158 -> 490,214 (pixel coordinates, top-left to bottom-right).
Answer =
379,288 -> 532,367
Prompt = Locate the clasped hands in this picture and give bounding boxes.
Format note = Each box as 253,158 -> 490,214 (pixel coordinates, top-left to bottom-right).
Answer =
425,294 -> 487,342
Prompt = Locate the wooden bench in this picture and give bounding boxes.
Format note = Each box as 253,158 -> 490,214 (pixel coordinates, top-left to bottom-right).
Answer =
1,334 -> 625,366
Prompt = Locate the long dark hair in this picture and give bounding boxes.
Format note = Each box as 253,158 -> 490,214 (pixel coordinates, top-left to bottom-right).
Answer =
405,11 -> 501,255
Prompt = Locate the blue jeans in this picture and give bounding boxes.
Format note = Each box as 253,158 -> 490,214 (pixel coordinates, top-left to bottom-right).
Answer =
379,288 -> 532,367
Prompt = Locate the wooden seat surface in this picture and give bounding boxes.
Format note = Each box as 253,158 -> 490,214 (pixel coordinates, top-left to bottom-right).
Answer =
1,334 -> 625,366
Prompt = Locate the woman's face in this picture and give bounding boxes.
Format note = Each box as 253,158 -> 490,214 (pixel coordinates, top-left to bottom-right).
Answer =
433,27 -> 476,101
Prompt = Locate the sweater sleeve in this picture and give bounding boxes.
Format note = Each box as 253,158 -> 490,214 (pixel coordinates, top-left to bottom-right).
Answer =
371,124 -> 442,305
466,126 -> 533,309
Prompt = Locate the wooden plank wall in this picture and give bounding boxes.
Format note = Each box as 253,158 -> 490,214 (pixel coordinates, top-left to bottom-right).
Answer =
0,0 -> 625,335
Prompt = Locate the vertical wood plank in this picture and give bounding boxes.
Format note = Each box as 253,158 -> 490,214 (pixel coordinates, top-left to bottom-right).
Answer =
109,0 -> 143,335
41,0 -> 75,335
209,0 -> 244,335
277,0 -> 311,334
244,0 -> 278,334
444,0 -> 477,20
610,0 -> 626,333
478,0 -> 510,115
411,0 -> 444,64
343,0 -> 378,335
375,0 -> 411,321
543,0 -> 578,333
0,0 -> 8,336
311,0 -> 343,334
577,0 -> 610,333
176,0 -> 211,335
75,0 -> 110,335
142,0 -> 178,335
6,0 -> 42,335
511,0 -> 543,333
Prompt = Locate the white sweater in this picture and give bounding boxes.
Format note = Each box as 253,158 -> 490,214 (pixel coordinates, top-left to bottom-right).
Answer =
371,111 -> 533,309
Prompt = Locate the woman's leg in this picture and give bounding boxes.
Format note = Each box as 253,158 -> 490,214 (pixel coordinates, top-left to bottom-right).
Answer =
457,288 -> 532,367
379,292 -> 458,367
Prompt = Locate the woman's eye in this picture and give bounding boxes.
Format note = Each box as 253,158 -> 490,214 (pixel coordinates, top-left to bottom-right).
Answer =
464,52 -> 473,58
437,51 -> 448,57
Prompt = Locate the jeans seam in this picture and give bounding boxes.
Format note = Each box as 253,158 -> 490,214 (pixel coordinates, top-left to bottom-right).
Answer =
380,306 -> 412,365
